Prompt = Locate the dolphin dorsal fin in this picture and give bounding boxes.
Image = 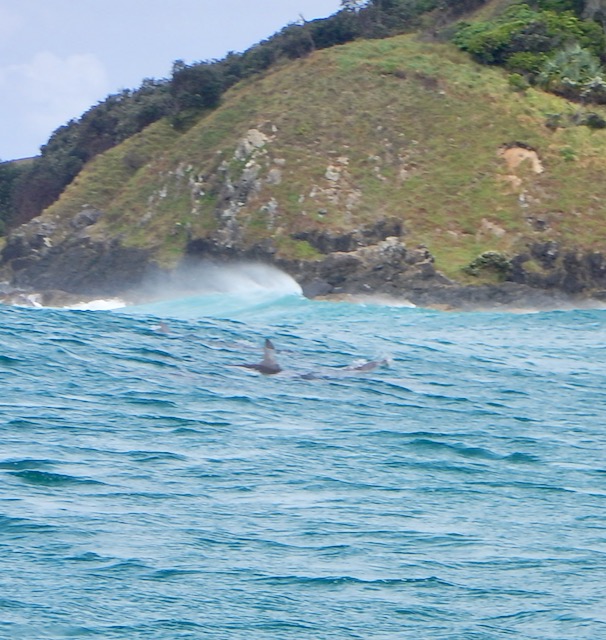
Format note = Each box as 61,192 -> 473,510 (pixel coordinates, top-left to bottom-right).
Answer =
262,338 -> 278,366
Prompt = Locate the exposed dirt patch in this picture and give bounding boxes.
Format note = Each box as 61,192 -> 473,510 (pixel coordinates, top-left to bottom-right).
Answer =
498,143 -> 544,175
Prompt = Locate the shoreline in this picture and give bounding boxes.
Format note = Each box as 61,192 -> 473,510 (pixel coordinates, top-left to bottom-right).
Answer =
2,279 -> 605,313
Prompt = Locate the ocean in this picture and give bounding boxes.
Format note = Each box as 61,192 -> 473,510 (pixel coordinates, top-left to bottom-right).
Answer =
1,265 -> 605,639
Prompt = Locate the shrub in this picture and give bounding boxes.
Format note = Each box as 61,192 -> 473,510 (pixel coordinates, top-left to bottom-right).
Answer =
583,111 -> 606,127
508,72 -> 531,91
464,251 -> 512,279
570,110 -> 606,127
536,44 -> 604,99
453,4 -> 605,67
580,75 -> 606,103
506,51 -> 549,74
544,110 -> 606,129
545,112 -> 564,128
559,145 -> 577,160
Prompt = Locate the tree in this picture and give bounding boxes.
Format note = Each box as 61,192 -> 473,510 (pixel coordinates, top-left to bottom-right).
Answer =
0,161 -> 23,233
170,61 -> 224,112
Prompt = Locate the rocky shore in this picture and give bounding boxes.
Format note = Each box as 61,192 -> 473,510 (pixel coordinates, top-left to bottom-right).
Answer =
1,214 -> 604,311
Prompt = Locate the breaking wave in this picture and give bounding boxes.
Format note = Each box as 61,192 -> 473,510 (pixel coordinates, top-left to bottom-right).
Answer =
119,261 -> 303,320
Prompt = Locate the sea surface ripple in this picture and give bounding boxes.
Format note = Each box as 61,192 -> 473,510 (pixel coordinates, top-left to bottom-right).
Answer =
1,286 -> 605,639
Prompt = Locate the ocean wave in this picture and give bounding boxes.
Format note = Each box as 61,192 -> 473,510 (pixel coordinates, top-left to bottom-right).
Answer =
8,470 -> 105,487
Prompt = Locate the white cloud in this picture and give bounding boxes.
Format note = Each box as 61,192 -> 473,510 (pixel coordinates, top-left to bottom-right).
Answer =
0,51 -> 109,156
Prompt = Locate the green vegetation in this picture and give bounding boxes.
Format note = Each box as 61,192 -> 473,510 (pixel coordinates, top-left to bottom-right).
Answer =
453,2 -> 606,105
0,160 -> 26,233
463,250 -> 512,279
32,28 -> 606,280
537,44 -> 606,100
454,4 -> 603,66
169,61 -> 224,130
274,237 -> 323,260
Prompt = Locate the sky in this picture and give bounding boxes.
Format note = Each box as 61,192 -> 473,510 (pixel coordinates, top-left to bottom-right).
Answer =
0,0 -> 342,161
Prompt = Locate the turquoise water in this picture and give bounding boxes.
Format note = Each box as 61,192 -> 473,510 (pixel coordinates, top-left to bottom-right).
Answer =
1,280 -> 606,639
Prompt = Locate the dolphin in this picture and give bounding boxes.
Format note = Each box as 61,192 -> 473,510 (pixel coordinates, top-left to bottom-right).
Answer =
299,357 -> 389,379
234,339 -> 388,378
343,358 -> 389,372
235,338 -> 282,375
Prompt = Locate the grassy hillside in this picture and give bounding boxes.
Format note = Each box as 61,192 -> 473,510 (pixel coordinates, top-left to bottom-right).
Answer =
39,31 -> 606,281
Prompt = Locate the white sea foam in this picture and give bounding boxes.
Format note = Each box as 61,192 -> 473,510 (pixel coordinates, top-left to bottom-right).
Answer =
350,294 -> 416,308
67,298 -> 126,311
138,261 -> 302,300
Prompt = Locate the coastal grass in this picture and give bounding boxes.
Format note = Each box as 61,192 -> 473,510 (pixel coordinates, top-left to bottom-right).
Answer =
35,31 -> 606,278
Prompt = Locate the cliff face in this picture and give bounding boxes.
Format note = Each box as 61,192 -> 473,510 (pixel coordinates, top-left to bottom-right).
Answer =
2,34 -> 606,307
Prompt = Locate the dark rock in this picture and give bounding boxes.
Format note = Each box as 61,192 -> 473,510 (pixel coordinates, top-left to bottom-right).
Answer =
8,235 -> 156,296
1,234 -> 32,262
404,282 -> 575,310
526,216 -> 549,232
70,207 -> 102,230
530,241 -> 559,268
509,242 -> 606,296
283,237 -> 450,298
316,252 -> 364,288
291,217 -> 404,254
185,230 -> 448,300
1,218 -> 58,265
301,278 -> 333,298
186,236 -> 238,259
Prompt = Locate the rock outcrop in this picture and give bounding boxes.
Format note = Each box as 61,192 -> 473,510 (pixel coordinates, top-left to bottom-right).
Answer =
509,242 -> 606,300
2,205 -> 606,310
184,217 -> 451,298
1,213 -> 155,296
